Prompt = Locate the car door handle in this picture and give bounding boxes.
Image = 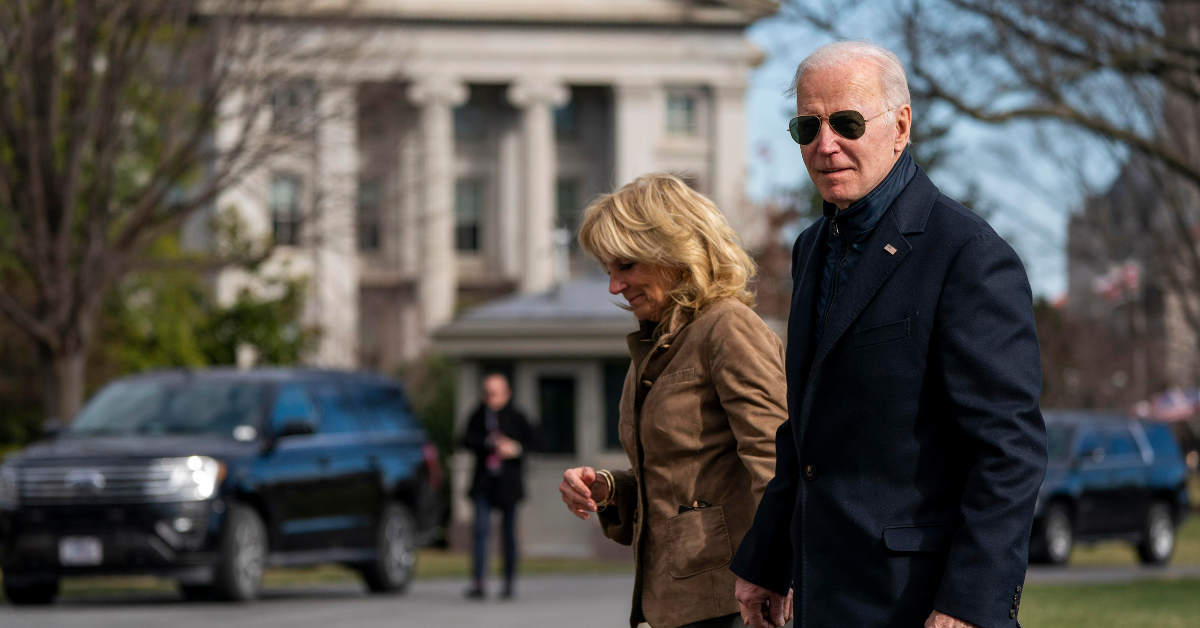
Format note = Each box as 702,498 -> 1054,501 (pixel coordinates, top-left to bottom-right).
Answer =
316,456 -> 330,468
367,455 -> 379,469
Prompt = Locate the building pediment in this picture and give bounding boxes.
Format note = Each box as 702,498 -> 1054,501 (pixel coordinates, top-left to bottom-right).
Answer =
269,0 -> 777,26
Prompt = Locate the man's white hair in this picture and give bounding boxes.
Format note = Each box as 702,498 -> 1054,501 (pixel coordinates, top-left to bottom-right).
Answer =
789,40 -> 911,111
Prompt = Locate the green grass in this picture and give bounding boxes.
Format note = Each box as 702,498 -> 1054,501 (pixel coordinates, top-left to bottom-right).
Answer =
1069,516 -> 1200,567
1019,579 -> 1200,628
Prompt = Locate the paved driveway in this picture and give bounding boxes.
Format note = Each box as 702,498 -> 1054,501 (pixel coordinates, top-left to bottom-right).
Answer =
3,565 -> 1200,628
0,575 -> 634,628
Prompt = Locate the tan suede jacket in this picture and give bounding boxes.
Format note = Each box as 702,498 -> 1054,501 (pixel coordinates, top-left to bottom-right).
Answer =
599,298 -> 788,628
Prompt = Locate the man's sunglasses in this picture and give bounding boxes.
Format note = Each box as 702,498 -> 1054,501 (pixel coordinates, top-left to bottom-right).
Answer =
787,109 -> 891,145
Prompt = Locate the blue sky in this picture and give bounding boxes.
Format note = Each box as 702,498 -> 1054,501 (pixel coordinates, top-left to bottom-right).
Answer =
742,13 -> 1125,298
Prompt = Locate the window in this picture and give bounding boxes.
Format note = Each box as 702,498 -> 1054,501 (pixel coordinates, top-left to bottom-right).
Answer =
455,179 -> 484,252
309,382 -> 363,434
666,94 -> 698,136
556,179 -> 581,234
271,384 -> 318,434
1104,427 -> 1140,459
271,80 -> 316,133
358,179 -> 381,252
554,100 -> 577,141
454,102 -> 485,142
270,174 -> 302,246
347,382 -> 416,434
1076,429 -> 1105,460
604,360 -> 630,451
539,376 -> 576,454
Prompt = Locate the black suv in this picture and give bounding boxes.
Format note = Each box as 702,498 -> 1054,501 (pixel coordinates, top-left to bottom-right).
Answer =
0,368 -> 442,605
1029,411 -> 1190,565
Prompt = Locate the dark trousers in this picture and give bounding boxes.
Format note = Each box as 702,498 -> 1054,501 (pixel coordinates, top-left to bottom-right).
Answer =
471,492 -> 517,588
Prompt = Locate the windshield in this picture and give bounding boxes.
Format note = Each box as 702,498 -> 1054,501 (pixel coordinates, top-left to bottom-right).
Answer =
1046,423 -> 1076,462
70,379 -> 265,438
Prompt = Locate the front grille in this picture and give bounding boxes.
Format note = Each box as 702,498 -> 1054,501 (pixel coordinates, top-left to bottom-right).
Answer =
18,462 -> 178,505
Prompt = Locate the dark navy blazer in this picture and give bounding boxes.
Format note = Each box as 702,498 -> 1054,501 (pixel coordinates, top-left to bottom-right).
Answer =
730,167 -> 1048,628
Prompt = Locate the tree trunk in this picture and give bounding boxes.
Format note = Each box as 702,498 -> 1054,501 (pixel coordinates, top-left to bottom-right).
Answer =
37,342 -> 87,422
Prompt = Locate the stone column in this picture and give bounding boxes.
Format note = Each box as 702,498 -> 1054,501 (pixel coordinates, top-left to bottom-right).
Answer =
711,82 -> 752,242
311,82 -> 360,368
614,79 -> 660,186
407,77 -> 468,334
496,122 -> 523,280
508,78 -> 569,293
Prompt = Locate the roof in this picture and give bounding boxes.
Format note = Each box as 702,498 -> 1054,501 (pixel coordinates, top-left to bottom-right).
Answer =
435,277 -> 637,359
461,276 -> 631,321
266,0 -> 778,26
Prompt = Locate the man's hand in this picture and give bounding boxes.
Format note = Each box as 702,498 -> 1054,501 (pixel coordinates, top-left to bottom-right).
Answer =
735,577 -> 789,628
558,467 -> 608,520
925,611 -> 980,628
494,435 -> 522,460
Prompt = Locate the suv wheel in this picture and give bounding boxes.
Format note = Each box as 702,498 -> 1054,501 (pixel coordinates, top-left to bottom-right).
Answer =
1137,501 -> 1175,565
360,503 -> 417,594
3,576 -> 59,606
1031,502 -> 1073,565
211,504 -> 267,602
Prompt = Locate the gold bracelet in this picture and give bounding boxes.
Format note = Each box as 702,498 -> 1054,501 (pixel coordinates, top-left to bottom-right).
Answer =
595,470 -> 616,511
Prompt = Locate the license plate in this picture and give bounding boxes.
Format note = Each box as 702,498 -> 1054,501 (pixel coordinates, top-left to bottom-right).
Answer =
59,536 -> 103,566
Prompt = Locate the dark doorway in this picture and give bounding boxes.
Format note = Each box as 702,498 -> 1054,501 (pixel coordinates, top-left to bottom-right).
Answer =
538,377 -> 576,454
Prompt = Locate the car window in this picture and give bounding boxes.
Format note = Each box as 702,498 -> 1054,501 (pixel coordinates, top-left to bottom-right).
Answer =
71,379 -> 265,438
1075,428 -> 1104,459
1143,423 -> 1184,460
308,382 -> 363,434
1104,427 -> 1140,459
1046,424 -> 1075,462
348,382 -> 417,434
272,384 -> 318,433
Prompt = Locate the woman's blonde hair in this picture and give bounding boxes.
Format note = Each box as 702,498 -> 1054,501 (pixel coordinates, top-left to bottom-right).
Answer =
577,173 -> 756,335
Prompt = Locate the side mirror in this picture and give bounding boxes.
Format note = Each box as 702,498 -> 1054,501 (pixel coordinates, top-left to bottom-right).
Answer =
278,419 -> 316,438
41,418 -> 63,440
260,419 -> 315,454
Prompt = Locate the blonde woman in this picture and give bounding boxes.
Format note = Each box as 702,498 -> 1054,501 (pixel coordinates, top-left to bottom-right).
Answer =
558,174 -> 790,628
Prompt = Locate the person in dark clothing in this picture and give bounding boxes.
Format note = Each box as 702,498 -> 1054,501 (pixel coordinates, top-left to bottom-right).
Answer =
731,41 -> 1047,628
461,373 -> 539,600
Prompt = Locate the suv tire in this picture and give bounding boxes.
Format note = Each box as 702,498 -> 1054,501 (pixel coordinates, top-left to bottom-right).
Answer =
1137,501 -> 1175,565
359,503 -> 417,594
1030,502 -> 1073,565
211,504 -> 267,602
3,576 -> 59,606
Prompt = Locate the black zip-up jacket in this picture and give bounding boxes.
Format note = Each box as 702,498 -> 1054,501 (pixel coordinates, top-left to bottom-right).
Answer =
815,150 -> 917,342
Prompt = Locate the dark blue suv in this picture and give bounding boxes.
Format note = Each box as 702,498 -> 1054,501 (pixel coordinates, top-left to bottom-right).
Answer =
1029,411 -> 1190,565
0,368 -> 442,605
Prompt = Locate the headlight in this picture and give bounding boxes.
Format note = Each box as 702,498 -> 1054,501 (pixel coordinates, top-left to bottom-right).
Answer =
161,456 -> 224,501
0,464 -> 18,507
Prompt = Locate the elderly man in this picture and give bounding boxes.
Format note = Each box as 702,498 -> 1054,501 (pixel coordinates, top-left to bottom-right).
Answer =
731,41 -> 1047,628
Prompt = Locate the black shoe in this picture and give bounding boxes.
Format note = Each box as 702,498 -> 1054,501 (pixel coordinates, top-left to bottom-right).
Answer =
500,584 -> 515,600
464,586 -> 485,600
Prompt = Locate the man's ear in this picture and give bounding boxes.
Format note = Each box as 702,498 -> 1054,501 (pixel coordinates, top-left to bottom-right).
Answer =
894,104 -> 913,151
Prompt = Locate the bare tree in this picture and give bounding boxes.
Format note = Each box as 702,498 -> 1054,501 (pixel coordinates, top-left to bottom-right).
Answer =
0,0 -> 355,418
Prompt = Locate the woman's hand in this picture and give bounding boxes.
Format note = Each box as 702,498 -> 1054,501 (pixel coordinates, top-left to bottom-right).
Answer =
559,466 -> 608,520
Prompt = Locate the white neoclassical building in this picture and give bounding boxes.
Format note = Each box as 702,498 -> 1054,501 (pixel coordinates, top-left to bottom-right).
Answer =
208,0 -> 775,373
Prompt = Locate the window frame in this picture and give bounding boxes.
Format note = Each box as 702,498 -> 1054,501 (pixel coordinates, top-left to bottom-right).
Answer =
269,173 -> 304,246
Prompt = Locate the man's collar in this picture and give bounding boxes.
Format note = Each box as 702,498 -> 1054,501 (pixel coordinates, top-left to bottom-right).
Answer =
821,150 -> 917,236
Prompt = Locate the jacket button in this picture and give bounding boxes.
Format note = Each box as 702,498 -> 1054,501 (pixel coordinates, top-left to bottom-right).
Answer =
803,465 -> 818,481
641,379 -> 653,388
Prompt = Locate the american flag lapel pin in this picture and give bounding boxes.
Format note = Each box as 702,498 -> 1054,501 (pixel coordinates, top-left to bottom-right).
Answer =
884,244 -> 898,255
